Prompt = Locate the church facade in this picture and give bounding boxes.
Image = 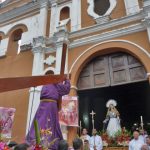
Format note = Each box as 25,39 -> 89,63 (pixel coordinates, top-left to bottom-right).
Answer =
0,0 -> 150,144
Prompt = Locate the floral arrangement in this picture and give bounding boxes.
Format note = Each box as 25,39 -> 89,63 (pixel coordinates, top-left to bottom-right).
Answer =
0,121 -> 9,150
40,128 -> 58,150
99,128 -> 131,147
33,119 -> 58,150
0,142 -> 9,150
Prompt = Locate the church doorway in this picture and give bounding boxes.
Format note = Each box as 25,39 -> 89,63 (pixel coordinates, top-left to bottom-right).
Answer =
77,52 -> 149,135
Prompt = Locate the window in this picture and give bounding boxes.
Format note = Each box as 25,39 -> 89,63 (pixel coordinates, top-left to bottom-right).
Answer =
45,70 -> 54,75
60,7 -> 70,21
12,29 -> 23,54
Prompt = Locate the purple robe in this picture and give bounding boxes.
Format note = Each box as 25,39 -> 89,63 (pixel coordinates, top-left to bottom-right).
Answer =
27,79 -> 70,150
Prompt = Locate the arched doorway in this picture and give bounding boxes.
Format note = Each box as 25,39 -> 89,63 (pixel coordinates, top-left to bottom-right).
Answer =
77,52 -> 150,134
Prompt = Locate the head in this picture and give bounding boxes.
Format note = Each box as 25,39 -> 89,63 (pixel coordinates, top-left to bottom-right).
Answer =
92,129 -> 97,136
141,145 -> 149,150
7,141 -> 18,148
106,99 -> 117,109
84,140 -> 89,146
146,136 -> 150,145
139,129 -> 144,135
109,104 -> 114,109
133,131 -> 139,140
73,138 -> 83,150
14,143 -> 30,150
58,140 -> 68,150
82,128 -> 88,135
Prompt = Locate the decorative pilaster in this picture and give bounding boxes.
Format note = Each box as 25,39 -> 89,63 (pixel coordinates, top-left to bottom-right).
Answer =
26,36 -> 46,134
142,13 -> 150,43
72,0 -> 81,31
124,0 -> 140,15
39,0 -> 49,36
54,24 -> 69,74
0,38 -> 9,57
26,87 -> 42,134
49,0 -> 58,36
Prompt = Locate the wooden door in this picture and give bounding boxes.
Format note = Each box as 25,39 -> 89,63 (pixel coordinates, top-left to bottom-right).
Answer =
77,52 -> 147,90
77,55 -> 110,89
109,53 -> 146,86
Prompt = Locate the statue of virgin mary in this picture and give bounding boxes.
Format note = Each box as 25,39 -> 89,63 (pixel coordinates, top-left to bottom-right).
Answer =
103,99 -> 121,137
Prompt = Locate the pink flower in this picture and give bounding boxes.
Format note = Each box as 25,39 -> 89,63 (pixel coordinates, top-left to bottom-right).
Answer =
0,142 -> 5,149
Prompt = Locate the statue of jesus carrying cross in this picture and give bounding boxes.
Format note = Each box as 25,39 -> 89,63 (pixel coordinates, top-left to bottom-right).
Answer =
0,43 -> 70,150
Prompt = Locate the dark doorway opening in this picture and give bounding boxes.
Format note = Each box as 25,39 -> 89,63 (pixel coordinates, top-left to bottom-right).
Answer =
78,81 -> 150,135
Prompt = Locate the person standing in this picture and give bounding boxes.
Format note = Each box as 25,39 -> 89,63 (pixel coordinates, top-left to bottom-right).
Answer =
73,138 -> 83,150
90,129 -> 103,150
27,77 -> 70,150
141,135 -> 150,150
139,129 -> 148,143
129,130 -> 144,150
80,128 -> 91,142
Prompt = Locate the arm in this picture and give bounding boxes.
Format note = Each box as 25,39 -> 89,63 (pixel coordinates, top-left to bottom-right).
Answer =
55,79 -> 71,96
89,137 -> 94,150
129,142 -> 132,150
103,110 -> 109,123
97,136 -> 103,150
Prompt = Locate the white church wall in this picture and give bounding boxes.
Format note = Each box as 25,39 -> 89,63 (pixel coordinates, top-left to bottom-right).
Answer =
0,12 -> 46,56
0,38 -> 9,57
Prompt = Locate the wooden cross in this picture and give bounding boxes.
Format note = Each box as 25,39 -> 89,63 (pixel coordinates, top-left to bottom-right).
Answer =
90,110 -> 96,130
0,43 -> 68,93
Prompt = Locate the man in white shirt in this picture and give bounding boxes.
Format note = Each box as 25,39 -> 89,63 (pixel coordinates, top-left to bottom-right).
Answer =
139,129 -> 148,143
141,135 -> 150,150
80,128 -> 91,142
90,129 -> 103,150
129,130 -> 145,150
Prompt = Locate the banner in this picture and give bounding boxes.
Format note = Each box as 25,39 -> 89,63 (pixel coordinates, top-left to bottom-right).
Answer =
59,95 -> 78,126
0,107 -> 16,138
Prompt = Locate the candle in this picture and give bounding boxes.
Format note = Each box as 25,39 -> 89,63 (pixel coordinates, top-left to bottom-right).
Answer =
140,116 -> 143,123
34,120 -> 41,145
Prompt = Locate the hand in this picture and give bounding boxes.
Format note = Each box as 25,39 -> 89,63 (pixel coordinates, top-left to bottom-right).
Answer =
93,145 -> 97,150
65,73 -> 70,80
66,73 -> 70,79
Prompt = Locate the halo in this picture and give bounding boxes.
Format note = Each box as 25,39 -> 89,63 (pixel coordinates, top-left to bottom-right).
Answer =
106,99 -> 117,108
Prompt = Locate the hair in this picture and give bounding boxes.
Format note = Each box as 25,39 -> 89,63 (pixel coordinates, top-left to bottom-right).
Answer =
107,106 -> 120,117
133,130 -> 140,134
82,128 -> 88,134
73,138 -> 83,150
146,135 -> 150,139
82,128 -> 87,131
84,139 -> 89,143
58,140 -> 68,150
7,141 -> 18,148
14,143 -> 29,150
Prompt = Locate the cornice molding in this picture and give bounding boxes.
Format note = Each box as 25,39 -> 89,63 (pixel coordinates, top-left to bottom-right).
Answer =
0,1 -> 40,26
69,23 -> 146,48
69,12 -> 144,39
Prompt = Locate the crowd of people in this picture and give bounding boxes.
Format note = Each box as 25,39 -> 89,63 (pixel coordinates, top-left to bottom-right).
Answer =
79,128 -> 150,150
1,127 -> 150,150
